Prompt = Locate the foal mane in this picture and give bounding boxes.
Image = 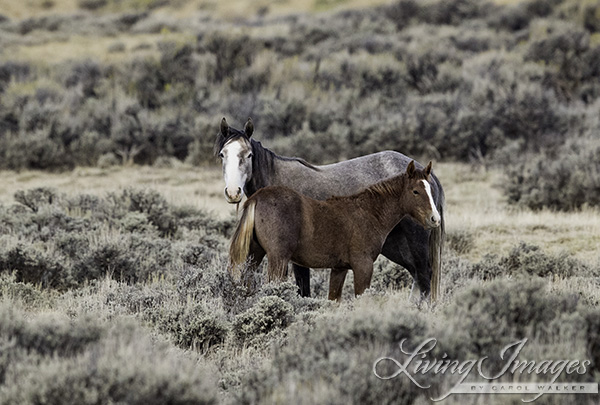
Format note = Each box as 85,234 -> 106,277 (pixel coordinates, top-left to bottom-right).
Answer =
327,167 -> 428,204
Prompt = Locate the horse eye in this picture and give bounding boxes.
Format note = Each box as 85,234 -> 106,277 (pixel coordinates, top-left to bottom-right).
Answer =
219,153 -> 224,159
413,190 -> 419,195
247,153 -> 253,159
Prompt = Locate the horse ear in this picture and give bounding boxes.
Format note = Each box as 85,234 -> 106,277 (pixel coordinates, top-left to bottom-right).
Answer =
244,117 -> 254,138
220,117 -> 229,136
406,160 -> 416,178
425,161 -> 432,177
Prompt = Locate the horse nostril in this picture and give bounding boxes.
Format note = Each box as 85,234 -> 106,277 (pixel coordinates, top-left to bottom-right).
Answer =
236,187 -> 241,196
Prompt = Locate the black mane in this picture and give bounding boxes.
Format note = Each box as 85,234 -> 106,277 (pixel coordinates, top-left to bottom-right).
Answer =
214,122 -> 319,196
247,139 -> 320,195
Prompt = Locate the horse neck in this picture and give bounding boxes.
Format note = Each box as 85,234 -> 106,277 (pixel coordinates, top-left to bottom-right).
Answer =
245,140 -> 276,196
246,140 -> 319,196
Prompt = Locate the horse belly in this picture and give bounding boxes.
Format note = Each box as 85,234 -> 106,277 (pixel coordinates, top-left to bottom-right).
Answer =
290,247 -> 350,270
291,207 -> 351,269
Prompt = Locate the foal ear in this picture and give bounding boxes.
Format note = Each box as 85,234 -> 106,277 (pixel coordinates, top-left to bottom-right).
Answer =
425,161 -> 432,177
220,117 -> 229,136
406,160 -> 416,178
244,117 -> 254,138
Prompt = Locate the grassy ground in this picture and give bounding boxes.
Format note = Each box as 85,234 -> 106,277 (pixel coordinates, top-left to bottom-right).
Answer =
0,0 -> 392,20
3,162 -> 598,265
1,163 -> 599,404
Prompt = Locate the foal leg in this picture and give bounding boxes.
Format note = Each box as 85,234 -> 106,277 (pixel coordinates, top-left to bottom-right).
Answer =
352,260 -> 374,297
328,268 -> 349,301
293,264 -> 311,297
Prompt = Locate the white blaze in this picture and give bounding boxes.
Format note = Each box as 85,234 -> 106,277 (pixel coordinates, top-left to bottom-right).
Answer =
222,139 -> 247,202
422,180 -> 440,225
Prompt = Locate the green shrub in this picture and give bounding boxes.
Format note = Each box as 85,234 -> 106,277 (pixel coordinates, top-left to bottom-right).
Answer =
236,300 -> 428,404
446,228 -> 475,254
148,301 -> 229,351
232,296 -> 294,345
14,187 -> 60,212
116,188 -> 178,236
471,242 -> 588,280
0,313 -> 218,405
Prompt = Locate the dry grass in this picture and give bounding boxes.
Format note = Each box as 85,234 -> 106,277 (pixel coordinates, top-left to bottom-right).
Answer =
2,162 -> 599,265
9,30 -> 197,64
0,0 -> 392,20
440,162 -> 600,265
0,165 -> 235,218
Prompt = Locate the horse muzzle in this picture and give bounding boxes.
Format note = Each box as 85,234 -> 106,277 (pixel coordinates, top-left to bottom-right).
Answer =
224,187 -> 243,204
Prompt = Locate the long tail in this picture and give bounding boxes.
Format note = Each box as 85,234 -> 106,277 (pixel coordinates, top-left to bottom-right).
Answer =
429,184 -> 445,303
229,199 -> 256,281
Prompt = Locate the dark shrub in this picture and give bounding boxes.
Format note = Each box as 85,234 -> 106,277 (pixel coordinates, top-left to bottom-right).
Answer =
0,132 -> 73,171
0,244 -> 69,289
385,0 -> 419,30
526,22 -> 590,98
421,0 -> 491,25
258,98 -> 307,138
0,62 -> 31,91
61,60 -> 104,97
504,136 -> 600,210
77,0 -> 108,10
203,32 -> 261,83
72,241 -> 136,283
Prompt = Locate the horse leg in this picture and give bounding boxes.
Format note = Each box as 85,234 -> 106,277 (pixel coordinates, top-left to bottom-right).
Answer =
293,264 -> 311,297
328,268 -> 349,301
352,260 -> 374,297
381,219 -> 432,301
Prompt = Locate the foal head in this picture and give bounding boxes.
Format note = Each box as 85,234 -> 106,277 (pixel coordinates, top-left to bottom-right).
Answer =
216,117 -> 254,204
404,161 -> 441,229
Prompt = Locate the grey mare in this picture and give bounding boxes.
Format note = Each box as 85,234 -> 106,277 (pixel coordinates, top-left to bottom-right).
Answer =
216,117 -> 445,301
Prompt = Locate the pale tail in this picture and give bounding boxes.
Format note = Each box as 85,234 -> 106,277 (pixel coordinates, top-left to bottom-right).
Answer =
429,197 -> 445,303
229,199 -> 256,280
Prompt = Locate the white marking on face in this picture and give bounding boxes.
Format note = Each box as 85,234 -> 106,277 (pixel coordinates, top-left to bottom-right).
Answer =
221,138 -> 252,203
422,180 -> 441,227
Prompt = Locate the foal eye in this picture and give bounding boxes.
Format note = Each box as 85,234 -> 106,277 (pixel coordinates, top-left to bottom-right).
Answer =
413,190 -> 419,195
219,153 -> 224,159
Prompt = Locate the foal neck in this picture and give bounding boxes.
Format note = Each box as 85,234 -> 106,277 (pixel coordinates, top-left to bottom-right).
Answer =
360,174 -> 410,228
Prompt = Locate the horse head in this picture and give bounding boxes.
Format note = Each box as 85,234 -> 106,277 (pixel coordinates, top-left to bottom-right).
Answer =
216,117 -> 254,204
405,161 -> 441,229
